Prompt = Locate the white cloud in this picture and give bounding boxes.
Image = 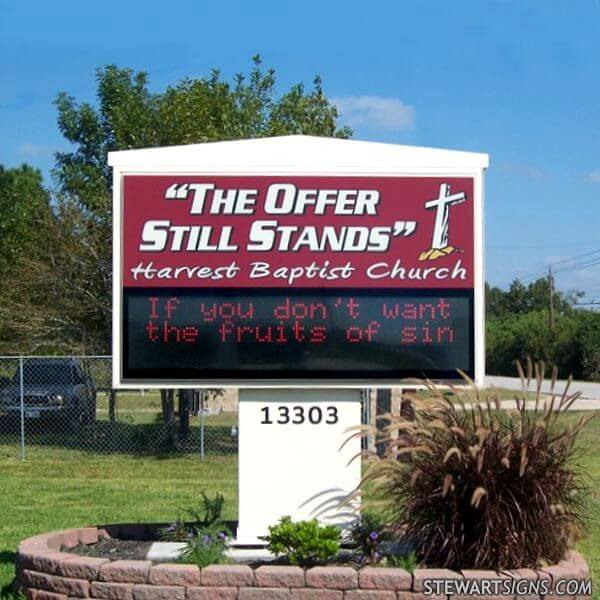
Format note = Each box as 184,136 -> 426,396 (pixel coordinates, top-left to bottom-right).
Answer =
498,162 -> 547,181
333,95 -> 415,131
18,142 -> 56,157
585,169 -> 600,183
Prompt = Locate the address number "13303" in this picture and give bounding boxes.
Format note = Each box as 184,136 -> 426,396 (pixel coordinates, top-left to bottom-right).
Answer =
260,405 -> 339,425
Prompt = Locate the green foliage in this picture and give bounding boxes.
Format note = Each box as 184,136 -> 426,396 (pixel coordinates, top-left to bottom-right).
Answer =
262,516 -> 341,566
178,524 -> 231,568
160,491 -> 227,542
0,194 -> 111,354
349,511 -> 390,564
161,490 -> 231,567
575,311 -> 600,382
0,438 -> 598,593
159,519 -> 190,543
189,491 -> 225,528
357,367 -> 594,570
486,307 -> 600,381
0,591 -> 26,600
486,278 -> 580,320
485,276 -> 600,381
0,57 -> 351,355
53,57 -> 350,216
384,550 -> 419,572
0,165 -> 50,281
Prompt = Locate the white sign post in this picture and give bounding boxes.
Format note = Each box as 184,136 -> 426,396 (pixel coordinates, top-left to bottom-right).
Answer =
236,389 -> 362,544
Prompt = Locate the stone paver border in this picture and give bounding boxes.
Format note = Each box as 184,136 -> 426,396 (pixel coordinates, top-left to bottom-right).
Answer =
14,526 -> 592,599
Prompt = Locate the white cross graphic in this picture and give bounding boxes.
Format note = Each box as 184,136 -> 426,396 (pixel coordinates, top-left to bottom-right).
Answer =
424,183 -> 466,250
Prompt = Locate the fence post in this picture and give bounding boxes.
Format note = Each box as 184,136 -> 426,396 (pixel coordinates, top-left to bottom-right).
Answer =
19,357 -> 25,461
108,390 -> 116,422
199,391 -> 205,461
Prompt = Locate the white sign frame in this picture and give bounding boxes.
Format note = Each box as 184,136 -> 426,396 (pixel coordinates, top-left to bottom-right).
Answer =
109,136 -> 488,389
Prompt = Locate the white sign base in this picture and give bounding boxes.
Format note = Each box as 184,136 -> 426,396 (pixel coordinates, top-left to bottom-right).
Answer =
236,389 -> 362,545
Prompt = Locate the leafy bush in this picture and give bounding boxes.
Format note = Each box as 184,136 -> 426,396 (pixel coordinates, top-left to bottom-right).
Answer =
161,491 -> 226,542
189,491 -> 225,529
179,524 -> 230,567
357,362 -> 593,570
349,511 -> 390,564
486,306 -> 600,382
486,310 -> 580,378
163,491 -> 231,567
384,550 -> 419,572
576,311 -> 600,381
160,519 -> 190,543
262,516 -> 341,566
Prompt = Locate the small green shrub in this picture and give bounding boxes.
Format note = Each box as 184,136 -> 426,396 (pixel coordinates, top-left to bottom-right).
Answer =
385,550 -> 419,572
189,491 -> 225,528
160,519 -> 190,542
161,491 -> 226,542
262,516 -> 341,566
179,524 -> 230,567
349,511 -> 390,564
170,491 -> 231,567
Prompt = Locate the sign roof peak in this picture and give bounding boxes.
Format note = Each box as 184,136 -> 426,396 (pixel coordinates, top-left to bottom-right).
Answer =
108,134 -> 488,171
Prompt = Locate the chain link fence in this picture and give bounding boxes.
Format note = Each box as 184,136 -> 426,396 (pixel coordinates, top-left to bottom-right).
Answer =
0,356 -> 239,460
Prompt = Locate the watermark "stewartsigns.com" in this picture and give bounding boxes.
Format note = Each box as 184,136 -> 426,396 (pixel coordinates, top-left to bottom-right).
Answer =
422,577 -> 593,597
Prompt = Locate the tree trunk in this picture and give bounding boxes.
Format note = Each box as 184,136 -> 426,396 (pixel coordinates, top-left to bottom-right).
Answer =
178,389 -> 191,441
161,389 -> 177,448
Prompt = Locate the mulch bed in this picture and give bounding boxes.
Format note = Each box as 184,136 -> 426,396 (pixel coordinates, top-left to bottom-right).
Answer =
69,537 -> 153,561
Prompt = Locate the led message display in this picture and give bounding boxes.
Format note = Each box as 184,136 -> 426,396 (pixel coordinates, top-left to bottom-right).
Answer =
124,289 -> 473,381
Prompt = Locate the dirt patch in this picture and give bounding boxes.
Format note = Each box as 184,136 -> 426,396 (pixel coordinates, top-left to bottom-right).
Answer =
68,538 -> 153,561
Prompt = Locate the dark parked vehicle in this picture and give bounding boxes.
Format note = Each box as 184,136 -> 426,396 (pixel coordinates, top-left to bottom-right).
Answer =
0,358 -> 96,426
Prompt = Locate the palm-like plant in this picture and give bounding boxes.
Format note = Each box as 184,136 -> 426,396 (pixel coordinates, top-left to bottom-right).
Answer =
348,360 -> 594,570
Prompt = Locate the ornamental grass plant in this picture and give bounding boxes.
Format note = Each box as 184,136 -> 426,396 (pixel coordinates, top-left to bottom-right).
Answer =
350,360 -> 594,570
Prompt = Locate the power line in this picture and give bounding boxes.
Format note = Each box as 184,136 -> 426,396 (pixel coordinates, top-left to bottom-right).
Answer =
547,248 -> 600,267
516,247 -> 600,283
555,257 -> 600,274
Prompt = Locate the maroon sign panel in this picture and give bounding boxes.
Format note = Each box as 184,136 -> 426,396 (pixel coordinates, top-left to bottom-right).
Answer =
120,175 -> 475,381
122,176 -> 474,289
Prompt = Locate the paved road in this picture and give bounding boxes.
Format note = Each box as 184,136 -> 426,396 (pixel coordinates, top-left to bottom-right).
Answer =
485,375 -> 600,410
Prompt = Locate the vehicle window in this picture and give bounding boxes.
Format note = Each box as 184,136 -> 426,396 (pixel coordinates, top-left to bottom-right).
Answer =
16,364 -> 74,385
73,367 -> 86,384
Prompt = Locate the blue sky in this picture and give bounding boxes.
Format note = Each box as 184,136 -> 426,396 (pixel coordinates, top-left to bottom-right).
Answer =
1,0 -> 599,296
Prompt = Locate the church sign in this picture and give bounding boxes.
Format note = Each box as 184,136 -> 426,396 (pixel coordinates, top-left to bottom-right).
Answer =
110,137 -> 487,388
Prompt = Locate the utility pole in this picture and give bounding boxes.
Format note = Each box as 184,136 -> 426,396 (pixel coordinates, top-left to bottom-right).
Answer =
549,265 -> 555,332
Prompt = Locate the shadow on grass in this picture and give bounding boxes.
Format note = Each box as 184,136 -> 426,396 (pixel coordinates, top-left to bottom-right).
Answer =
0,552 -> 18,600
0,552 -> 14,567
0,587 -> 22,600
0,418 -> 238,457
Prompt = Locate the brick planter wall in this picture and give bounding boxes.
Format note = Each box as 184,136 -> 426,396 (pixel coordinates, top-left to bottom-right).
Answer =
15,527 -> 593,599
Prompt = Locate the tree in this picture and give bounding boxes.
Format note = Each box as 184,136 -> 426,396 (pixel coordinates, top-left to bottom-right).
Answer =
486,277 -> 579,319
40,57 -> 350,354
1,57 -> 350,355
0,195 -> 110,354
0,165 -> 50,282
53,57 -> 350,216
0,165 -> 54,353
1,57 -> 351,440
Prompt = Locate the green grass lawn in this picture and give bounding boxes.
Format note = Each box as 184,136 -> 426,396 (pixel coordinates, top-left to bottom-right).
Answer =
565,412 -> 600,589
0,411 -> 599,599
0,451 -> 238,598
